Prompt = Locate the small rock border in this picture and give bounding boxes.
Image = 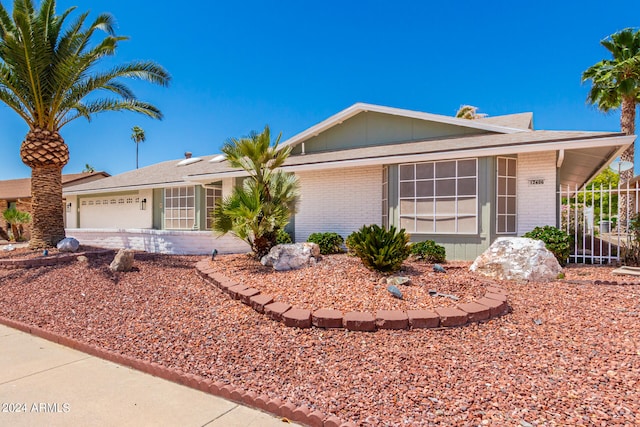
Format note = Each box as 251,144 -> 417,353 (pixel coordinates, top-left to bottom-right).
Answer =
195,259 -> 511,331
0,249 -> 114,269
0,316 -> 350,427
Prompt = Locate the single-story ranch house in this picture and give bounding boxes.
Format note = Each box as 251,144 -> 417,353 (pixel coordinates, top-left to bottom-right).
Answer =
62,103 -> 635,260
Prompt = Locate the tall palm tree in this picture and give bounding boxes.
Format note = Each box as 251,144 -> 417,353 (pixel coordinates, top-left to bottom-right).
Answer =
582,28 -> 640,183
455,105 -> 486,120
0,0 -> 170,248
131,126 -> 146,169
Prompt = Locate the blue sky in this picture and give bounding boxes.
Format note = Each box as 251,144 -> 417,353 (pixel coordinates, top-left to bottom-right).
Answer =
1,0 -> 639,179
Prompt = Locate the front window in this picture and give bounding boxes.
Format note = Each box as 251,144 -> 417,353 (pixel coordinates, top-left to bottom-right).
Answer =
496,157 -> 517,233
164,186 -> 195,229
205,185 -> 222,229
399,159 -> 478,234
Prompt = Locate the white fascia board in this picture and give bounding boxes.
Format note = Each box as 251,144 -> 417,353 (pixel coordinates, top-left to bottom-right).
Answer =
278,135 -> 635,173
63,181 -> 200,196
279,103 -> 526,150
181,134 -> 634,183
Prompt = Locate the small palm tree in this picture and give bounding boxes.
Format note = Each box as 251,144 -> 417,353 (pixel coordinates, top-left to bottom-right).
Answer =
0,0 -> 170,248
455,105 -> 487,120
212,126 -> 300,259
2,208 -> 31,242
131,126 -> 146,169
82,164 -> 95,173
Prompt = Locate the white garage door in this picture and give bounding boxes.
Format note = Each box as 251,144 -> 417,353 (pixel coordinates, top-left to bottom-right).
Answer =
79,194 -> 142,228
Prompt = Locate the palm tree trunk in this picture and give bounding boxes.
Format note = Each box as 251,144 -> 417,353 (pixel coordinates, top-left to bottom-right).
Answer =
20,128 -> 69,249
618,97 -> 636,232
29,166 -> 66,248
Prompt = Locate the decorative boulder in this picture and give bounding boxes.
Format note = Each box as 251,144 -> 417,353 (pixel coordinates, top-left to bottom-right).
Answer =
261,243 -> 321,271
109,249 -> 135,273
470,237 -> 562,282
387,276 -> 411,286
57,237 -> 80,253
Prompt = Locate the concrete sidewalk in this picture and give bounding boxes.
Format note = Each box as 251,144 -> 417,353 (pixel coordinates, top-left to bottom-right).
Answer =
0,324 -> 293,426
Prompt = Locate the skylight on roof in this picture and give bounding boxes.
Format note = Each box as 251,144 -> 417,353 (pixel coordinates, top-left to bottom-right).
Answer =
176,157 -> 202,166
209,154 -> 226,162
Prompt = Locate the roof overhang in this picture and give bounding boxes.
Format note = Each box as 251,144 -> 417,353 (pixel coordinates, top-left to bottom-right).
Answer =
186,135 -> 634,185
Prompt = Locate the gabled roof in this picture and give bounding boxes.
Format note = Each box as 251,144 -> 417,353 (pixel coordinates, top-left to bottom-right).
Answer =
0,171 -> 110,199
477,112 -> 533,130
279,102 -> 529,150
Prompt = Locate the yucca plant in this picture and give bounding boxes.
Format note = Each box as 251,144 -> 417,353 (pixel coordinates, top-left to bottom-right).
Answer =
346,225 -> 411,273
0,0 -> 170,248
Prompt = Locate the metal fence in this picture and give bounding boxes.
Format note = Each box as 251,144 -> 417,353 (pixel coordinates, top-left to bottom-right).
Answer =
558,182 -> 640,264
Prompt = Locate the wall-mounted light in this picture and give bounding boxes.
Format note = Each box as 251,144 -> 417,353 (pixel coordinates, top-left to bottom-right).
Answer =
66,202 -> 72,213
141,198 -> 147,210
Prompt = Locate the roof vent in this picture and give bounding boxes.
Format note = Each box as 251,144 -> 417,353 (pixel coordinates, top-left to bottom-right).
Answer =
185,151 -> 192,159
177,156 -> 202,166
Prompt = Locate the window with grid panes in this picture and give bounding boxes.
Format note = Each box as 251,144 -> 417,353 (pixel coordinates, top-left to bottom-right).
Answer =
496,157 -> 517,233
205,185 -> 222,229
398,159 -> 478,234
164,186 -> 195,229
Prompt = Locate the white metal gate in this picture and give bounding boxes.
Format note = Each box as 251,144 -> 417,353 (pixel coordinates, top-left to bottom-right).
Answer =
558,182 -> 640,264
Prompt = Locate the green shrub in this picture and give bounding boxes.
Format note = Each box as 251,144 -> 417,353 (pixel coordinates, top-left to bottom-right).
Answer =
307,232 -> 344,254
276,229 -> 293,244
345,225 -> 411,273
523,225 -> 572,266
410,240 -> 446,263
622,213 -> 640,266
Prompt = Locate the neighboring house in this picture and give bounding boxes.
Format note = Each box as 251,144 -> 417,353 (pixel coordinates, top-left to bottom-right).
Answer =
0,171 -> 110,241
63,103 -> 635,259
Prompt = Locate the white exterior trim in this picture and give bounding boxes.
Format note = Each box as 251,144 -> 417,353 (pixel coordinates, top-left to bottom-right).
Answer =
186,135 -> 634,183
66,228 -> 250,255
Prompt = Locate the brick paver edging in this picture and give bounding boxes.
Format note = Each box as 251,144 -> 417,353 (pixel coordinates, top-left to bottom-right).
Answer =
0,249 -> 114,269
195,259 -> 510,332
0,316 -> 352,427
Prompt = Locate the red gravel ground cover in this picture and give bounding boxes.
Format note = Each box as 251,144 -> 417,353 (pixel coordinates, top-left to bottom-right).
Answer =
0,252 -> 638,426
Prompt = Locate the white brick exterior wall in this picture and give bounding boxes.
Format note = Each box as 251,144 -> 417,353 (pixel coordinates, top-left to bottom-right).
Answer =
295,166 -> 382,242
517,151 -> 557,235
65,228 -> 250,255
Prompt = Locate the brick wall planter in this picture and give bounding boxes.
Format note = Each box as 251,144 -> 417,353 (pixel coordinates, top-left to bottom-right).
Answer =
0,249 -> 114,269
195,259 -> 510,332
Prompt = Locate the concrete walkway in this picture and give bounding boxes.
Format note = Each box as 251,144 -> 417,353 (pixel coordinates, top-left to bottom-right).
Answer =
0,324 -> 292,426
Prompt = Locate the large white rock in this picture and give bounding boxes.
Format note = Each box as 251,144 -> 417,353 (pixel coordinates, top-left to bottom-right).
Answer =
261,243 -> 321,271
470,237 -> 562,282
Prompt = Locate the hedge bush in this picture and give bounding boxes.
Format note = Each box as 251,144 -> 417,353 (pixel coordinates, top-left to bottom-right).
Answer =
307,232 -> 344,254
410,240 -> 446,263
276,229 -> 293,244
523,225 -> 572,266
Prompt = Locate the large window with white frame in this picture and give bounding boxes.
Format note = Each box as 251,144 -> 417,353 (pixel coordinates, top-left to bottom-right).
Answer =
205,185 -> 223,229
164,186 -> 195,230
496,157 -> 517,233
399,159 -> 478,234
